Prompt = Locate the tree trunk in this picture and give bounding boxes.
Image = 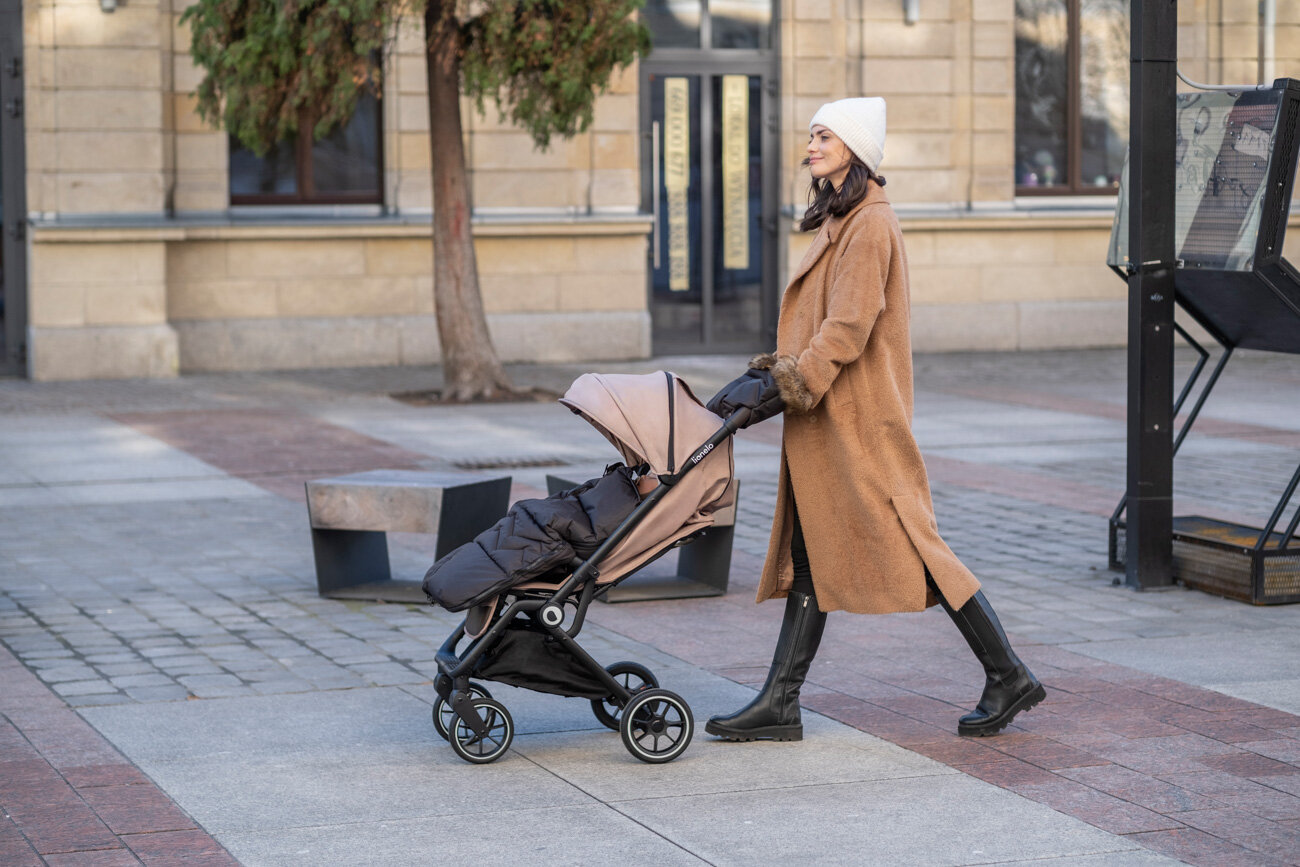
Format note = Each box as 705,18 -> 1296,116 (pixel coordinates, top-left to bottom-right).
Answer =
424,0 -> 512,401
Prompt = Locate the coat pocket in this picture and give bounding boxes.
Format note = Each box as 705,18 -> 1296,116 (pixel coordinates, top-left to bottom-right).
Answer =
825,382 -> 858,417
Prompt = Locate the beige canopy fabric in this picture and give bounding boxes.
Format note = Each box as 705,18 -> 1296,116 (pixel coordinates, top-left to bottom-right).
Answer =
559,372 -> 736,583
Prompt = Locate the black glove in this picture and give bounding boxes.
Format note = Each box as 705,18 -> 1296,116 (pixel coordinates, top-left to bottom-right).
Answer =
706,367 -> 785,428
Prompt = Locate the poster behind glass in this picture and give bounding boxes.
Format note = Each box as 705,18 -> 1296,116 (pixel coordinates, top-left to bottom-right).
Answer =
1109,89 -> 1284,273
711,74 -> 763,346
650,74 -> 703,341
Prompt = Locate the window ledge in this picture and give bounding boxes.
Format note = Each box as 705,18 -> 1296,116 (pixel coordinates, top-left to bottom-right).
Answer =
784,199 -> 1124,231
897,206 -> 1117,231
30,211 -> 654,243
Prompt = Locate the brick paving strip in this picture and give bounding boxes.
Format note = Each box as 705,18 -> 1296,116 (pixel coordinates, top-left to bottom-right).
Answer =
112,408 -> 549,505
111,409 -> 430,502
95,406 -> 1300,865
802,652 -> 1300,866
938,382 -> 1300,449
1,644 -> 237,866
738,419 -> 1237,522
590,546 -> 1300,866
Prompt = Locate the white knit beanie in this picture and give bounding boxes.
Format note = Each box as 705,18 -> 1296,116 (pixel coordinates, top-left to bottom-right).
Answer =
809,98 -> 887,173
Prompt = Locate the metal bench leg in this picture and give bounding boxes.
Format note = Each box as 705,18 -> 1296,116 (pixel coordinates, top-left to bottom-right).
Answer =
311,528 -> 391,596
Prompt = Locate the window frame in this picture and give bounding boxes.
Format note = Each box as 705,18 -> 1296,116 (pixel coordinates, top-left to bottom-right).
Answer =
228,97 -> 385,207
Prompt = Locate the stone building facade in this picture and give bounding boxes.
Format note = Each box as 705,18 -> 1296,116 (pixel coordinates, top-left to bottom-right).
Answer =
1,0 -> 1298,379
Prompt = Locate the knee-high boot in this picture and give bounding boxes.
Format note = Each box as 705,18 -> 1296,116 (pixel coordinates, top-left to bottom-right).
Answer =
705,590 -> 827,741
938,589 -> 1046,736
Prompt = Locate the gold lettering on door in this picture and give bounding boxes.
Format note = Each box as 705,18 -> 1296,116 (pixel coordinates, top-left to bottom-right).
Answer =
664,77 -> 690,291
721,75 -> 750,271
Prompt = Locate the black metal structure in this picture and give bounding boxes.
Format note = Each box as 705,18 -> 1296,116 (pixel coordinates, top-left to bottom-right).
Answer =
639,0 -> 781,354
1123,0 -> 1179,589
1109,79 -> 1300,603
0,0 -> 27,376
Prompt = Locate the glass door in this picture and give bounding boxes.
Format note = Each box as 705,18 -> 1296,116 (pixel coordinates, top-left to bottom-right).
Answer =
641,1 -> 779,354
645,69 -> 776,353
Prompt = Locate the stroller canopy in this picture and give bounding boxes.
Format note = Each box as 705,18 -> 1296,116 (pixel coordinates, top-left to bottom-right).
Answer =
559,371 -> 737,582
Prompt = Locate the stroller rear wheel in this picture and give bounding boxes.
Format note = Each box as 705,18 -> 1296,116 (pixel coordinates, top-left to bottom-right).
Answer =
620,688 -> 693,764
432,683 -> 493,742
448,697 -> 514,764
591,662 -> 658,731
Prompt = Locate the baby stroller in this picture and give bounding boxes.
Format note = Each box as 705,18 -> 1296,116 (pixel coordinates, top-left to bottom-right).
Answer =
425,371 -> 743,764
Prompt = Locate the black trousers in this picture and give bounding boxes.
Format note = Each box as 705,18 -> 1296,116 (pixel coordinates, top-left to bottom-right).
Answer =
791,503 -> 943,603
790,506 -> 816,597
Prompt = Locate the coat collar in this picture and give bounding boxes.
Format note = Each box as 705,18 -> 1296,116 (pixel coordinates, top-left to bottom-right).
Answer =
789,182 -> 890,285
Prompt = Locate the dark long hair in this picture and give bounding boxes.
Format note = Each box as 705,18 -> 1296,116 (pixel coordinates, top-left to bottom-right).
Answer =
798,157 -> 885,233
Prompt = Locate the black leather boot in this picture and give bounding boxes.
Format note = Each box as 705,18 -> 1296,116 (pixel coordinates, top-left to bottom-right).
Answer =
939,589 -> 1046,736
705,590 -> 827,741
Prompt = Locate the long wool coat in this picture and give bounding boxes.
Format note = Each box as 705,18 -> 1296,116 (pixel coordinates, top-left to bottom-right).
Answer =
756,183 -> 981,614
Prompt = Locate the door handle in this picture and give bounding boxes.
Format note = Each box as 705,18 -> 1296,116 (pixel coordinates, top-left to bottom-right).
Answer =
651,120 -> 661,270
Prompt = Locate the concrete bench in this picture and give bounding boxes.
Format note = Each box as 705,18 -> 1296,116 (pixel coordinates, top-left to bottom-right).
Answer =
546,474 -> 739,602
305,469 -> 511,602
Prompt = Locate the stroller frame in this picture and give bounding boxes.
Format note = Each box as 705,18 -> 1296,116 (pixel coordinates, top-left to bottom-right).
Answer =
433,407 -> 750,764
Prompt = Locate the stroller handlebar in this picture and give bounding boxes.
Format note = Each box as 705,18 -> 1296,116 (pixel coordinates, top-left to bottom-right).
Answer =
724,406 -> 753,432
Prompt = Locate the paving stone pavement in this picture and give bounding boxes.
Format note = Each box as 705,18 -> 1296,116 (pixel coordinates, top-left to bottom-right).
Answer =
2,349 -> 1300,864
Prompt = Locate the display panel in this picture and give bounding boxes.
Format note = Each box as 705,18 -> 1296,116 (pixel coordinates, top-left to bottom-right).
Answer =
1108,88 -> 1287,272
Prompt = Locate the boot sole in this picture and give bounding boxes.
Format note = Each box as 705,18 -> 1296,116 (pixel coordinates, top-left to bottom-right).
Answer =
704,720 -> 802,741
957,683 -> 1047,737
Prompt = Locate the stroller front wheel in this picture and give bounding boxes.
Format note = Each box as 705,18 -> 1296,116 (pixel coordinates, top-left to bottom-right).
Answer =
591,662 -> 658,731
620,688 -> 693,764
448,697 -> 514,764
432,682 -> 493,742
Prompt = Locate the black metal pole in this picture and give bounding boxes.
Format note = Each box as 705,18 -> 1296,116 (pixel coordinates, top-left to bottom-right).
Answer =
1125,0 -> 1178,588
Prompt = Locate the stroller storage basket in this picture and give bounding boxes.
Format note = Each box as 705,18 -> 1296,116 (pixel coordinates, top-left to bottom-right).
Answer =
474,619 -> 611,699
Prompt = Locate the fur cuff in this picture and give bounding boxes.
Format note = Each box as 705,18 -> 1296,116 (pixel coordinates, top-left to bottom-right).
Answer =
771,355 -> 814,414
748,352 -> 777,371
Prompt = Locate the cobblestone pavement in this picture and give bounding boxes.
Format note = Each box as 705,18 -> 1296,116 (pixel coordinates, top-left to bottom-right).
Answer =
3,349 -> 1300,864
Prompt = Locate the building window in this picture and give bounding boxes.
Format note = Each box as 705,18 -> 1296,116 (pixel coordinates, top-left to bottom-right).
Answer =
1015,0 -> 1129,195
642,0 -> 773,50
230,91 -> 383,205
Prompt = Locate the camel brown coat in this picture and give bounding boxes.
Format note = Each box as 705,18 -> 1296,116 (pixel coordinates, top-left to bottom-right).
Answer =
756,183 -> 981,614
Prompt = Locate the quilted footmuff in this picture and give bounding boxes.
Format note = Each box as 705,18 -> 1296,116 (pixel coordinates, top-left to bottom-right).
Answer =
422,464 -> 642,613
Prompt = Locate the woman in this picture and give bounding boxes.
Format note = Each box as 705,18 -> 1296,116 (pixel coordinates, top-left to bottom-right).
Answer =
705,98 -> 1045,741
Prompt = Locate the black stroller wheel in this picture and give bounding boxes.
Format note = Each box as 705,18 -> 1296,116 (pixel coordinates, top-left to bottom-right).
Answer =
591,662 -> 659,731
432,683 -> 493,742
619,688 -> 693,764
448,698 -> 514,764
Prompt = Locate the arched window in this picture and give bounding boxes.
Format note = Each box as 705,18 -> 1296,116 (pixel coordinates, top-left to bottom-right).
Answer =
1015,0 -> 1129,195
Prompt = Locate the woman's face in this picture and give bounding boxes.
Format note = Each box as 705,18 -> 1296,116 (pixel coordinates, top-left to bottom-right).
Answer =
807,125 -> 852,189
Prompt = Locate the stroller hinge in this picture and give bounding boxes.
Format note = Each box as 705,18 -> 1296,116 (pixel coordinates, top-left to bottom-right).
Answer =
450,691 -> 490,738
